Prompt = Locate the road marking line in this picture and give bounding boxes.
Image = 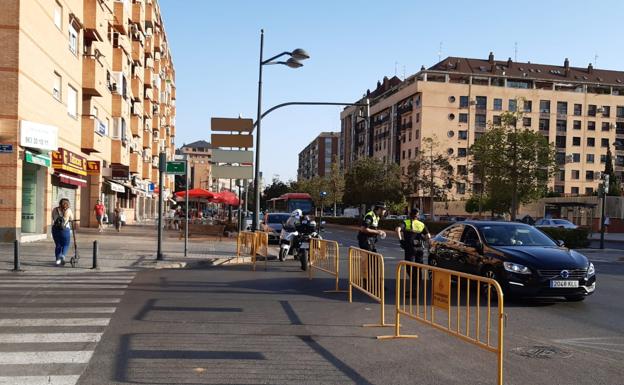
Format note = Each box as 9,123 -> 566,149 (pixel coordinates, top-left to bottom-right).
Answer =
0,290 -> 126,296
0,307 -> 116,314
0,318 -> 110,327
0,284 -> 128,289
0,298 -> 121,304
0,376 -> 80,385
0,280 -> 134,284
0,333 -> 102,343
0,351 -> 94,364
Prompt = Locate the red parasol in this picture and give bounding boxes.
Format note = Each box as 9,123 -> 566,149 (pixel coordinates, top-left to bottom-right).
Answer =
174,188 -> 215,199
211,190 -> 240,206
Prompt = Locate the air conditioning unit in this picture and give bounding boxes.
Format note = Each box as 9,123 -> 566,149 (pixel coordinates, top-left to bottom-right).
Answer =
111,72 -> 123,95
132,102 -> 141,116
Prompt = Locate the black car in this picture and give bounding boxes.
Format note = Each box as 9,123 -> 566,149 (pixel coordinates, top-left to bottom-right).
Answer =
429,221 -> 596,301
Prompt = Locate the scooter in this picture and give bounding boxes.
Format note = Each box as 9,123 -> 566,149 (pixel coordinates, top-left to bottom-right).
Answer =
69,220 -> 80,268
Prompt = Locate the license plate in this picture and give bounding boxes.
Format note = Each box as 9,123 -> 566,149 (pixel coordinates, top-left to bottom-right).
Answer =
550,280 -> 579,288
300,243 -> 309,249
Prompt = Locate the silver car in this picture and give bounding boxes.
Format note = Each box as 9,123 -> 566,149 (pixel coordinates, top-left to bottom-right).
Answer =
535,218 -> 578,229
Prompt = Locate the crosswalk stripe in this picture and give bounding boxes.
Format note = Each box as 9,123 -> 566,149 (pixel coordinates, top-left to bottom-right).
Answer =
0,318 -> 110,327
0,307 -> 116,314
0,290 -> 126,296
0,278 -> 134,282
0,298 -> 121,304
0,376 -> 80,385
0,351 -> 94,364
0,284 -> 128,289
0,333 -> 102,343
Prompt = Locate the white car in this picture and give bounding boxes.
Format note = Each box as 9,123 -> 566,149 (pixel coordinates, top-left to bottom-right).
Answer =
535,218 -> 578,229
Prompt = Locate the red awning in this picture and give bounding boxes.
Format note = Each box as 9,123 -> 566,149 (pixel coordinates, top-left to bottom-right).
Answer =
174,188 -> 215,199
56,173 -> 87,188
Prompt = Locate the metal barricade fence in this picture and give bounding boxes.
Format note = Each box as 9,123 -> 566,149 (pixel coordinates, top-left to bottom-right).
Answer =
348,247 -> 392,327
252,231 -> 269,271
237,231 -> 256,263
378,261 -> 506,385
308,239 -> 345,293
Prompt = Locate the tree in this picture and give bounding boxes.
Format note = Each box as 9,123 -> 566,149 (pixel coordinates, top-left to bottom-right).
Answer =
343,157 -> 403,208
326,160 -> 345,216
470,109 -> 559,220
261,178 -> 290,209
603,145 -> 621,196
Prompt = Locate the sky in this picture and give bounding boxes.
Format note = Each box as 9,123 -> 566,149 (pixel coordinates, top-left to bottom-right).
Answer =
159,0 -> 624,182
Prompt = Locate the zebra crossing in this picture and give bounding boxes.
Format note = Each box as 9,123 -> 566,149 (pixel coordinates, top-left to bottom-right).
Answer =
0,271 -> 135,385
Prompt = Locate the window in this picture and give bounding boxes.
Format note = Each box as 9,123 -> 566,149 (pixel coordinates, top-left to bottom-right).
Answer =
600,154 -> 607,164
67,85 -> 77,117
574,104 -> 582,116
587,154 -> 595,163
602,122 -> 611,131
601,138 -> 609,147
53,72 -> 62,100
587,137 -> 595,147
456,183 -> 466,194
585,187 -> 594,195
493,115 -> 501,126
588,121 -> 596,131
588,104 -> 597,116
539,119 -> 550,131
540,100 -> 551,113
458,148 -> 467,157
617,106 -> 624,118
475,96 -> 487,109
572,170 -> 580,179
571,187 -> 579,195
458,130 -> 468,140
586,171 -> 595,181
54,1 -> 62,30
556,119 -> 567,131
523,100 -> 532,112
572,153 -> 581,162
523,117 -> 531,127
554,186 -> 564,194
408,131 -> 412,141
573,120 -> 581,130
556,152 -> 566,165
457,165 -> 467,175
602,106 -> 611,117
459,113 -> 468,123
557,101 -> 568,115
402,150 -> 405,160
572,137 -> 580,146
555,136 -> 566,148
415,113 -> 420,123
475,114 -> 486,128
68,24 -> 78,55
508,99 -> 517,112
493,98 -> 502,111
459,96 -> 469,108
408,149 -> 411,158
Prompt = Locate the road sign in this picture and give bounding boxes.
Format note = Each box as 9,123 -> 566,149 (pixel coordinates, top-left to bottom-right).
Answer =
212,165 -> 253,179
0,144 -> 13,153
211,134 -> 253,148
211,117 -> 254,132
211,149 -> 253,164
166,161 -> 186,175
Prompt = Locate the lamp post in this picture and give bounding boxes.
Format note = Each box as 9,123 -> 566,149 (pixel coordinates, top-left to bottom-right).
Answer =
252,29 -> 309,231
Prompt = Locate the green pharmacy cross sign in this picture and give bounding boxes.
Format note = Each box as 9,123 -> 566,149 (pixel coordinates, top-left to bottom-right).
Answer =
166,161 -> 186,175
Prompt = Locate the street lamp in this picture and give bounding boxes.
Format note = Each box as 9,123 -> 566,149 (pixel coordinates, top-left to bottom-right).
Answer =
253,29 -> 309,231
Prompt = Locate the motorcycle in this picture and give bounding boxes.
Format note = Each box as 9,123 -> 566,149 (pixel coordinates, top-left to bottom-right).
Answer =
294,219 -> 322,271
278,225 -> 298,262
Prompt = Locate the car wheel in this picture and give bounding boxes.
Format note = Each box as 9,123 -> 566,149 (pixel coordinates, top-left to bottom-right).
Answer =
565,295 -> 586,302
482,266 -> 507,297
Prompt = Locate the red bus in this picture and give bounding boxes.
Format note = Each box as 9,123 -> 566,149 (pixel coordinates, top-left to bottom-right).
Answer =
268,193 -> 314,214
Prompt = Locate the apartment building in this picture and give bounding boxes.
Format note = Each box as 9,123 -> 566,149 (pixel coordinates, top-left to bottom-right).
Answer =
176,140 -> 212,189
341,53 -> 624,208
297,132 -> 340,180
0,0 -> 176,242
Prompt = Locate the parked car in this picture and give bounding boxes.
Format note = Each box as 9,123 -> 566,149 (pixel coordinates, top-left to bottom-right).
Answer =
262,213 -> 291,243
535,218 -> 578,229
428,221 -> 596,301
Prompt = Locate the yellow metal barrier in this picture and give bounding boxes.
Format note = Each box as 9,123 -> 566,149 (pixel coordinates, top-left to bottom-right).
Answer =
348,247 -> 392,327
378,261 -> 506,385
236,231 -> 256,263
253,231 -> 269,271
308,239 -> 346,293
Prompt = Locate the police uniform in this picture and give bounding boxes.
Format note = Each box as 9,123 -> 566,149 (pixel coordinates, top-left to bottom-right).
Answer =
357,210 -> 380,252
399,218 -> 429,263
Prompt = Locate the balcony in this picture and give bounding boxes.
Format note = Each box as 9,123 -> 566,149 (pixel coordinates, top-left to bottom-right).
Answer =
171,86 -> 176,100
144,67 -> 153,88
83,0 -> 108,42
143,98 -> 152,117
131,76 -> 143,100
81,116 -> 110,154
113,46 -> 130,72
112,95 -> 130,118
113,1 -> 129,34
111,139 -> 130,166
153,31 -> 162,52
131,39 -> 144,63
130,114 -> 142,137
82,55 -> 107,97
131,1 -> 144,26
144,35 -> 153,56
143,129 -> 152,149
130,152 -> 141,174
145,2 -> 154,28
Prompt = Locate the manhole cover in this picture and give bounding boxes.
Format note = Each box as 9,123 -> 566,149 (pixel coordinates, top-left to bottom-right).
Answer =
511,346 -> 572,359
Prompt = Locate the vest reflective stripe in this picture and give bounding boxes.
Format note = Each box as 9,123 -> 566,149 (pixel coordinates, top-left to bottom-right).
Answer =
365,211 -> 379,227
404,219 -> 425,233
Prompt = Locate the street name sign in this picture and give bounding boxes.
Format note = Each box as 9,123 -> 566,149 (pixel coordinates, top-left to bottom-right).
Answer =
166,161 -> 186,175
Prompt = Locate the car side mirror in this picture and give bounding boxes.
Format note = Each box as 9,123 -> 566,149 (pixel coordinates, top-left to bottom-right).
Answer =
556,239 -> 565,247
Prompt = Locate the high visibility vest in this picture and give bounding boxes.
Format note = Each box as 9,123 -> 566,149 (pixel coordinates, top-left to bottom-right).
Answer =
365,211 -> 380,228
404,219 -> 425,233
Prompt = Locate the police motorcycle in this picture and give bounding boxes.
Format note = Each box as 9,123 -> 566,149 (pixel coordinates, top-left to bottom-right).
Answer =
279,209 -> 302,262
294,216 -> 322,271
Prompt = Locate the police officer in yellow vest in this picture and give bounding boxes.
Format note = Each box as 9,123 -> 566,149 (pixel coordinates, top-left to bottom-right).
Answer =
357,202 -> 387,252
396,208 -> 430,263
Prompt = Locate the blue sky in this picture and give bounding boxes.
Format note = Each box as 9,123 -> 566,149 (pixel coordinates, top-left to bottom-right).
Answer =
160,0 -> 624,181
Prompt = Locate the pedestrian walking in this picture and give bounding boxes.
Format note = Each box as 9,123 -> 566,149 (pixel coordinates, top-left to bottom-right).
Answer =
93,199 -> 106,232
604,215 -> 610,234
396,208 -> 430,264
52,198 -> 73,266
113,206 -> 122,232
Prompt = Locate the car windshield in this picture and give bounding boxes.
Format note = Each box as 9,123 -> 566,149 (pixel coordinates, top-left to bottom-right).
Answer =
268,214 -> 289,224
553,219 -> 570,225
477,224 -> 557,247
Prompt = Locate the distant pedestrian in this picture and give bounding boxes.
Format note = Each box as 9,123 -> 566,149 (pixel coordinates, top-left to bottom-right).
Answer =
113,206 -> 122,232
94,199 -> 106,232
604,215 -> 610,234
52,198 -> 73,266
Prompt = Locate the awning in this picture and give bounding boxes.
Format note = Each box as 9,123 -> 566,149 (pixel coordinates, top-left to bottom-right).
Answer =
108,181 -> 125,193
56,172 -> 87,188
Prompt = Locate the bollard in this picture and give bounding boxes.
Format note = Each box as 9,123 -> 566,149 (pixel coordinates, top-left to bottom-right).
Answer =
13,240 -> 20,272
92,240 -> 98,269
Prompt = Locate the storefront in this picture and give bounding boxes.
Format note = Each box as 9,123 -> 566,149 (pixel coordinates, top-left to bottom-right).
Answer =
51,148 -> 87,224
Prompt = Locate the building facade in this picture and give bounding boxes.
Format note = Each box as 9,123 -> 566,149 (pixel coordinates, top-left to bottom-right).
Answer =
0,0 -> 176,242
297,132 -> 340,180
177,140 -> 212,190
341,53 -> 624,209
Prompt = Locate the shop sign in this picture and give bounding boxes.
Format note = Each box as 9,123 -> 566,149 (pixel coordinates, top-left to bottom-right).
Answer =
25,151 -> 51,167
20,120 -> 58,151
148,183 -> 155,192
0,144 -> 13,153
111,165 -> 130,181
108,181 -> 126,193
87,160 -> 101,175
52,148 -> 87,176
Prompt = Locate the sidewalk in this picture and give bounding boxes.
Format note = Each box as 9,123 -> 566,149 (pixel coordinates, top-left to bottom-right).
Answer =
589,232 -> 624,243
0,224 -> 269,273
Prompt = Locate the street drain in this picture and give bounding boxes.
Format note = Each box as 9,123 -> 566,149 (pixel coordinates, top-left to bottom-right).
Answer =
511,346 -> 572,359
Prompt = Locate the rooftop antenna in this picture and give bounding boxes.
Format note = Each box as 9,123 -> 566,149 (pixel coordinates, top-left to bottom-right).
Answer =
438,41 -> 443,62
594,53 -> 599,67
394,61 -> 398,77
514,42 -> 518,62
403,65 -> 406,80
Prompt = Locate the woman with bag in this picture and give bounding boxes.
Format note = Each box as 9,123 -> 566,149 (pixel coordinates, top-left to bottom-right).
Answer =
52,198 -> 73,266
